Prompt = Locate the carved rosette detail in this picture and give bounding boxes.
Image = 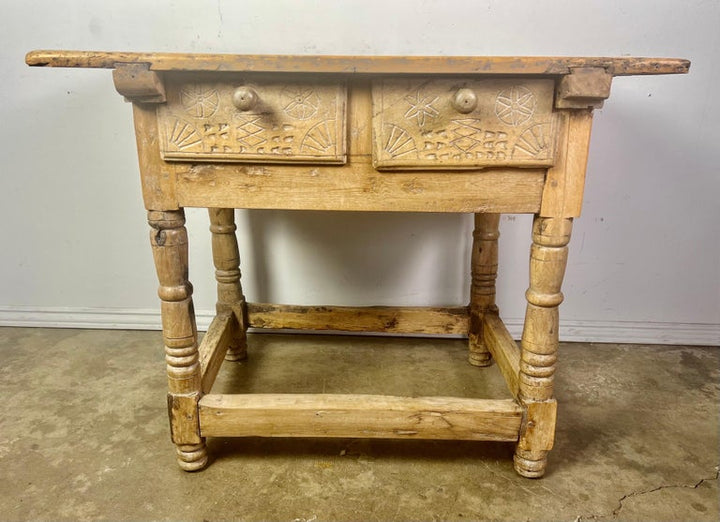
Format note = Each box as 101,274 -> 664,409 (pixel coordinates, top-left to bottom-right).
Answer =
180,84 -> 219,118
495,86 -> 536,126
281,86 -> 320,120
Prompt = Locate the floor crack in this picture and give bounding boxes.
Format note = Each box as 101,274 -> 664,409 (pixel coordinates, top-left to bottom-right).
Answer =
576,465 -> 719,521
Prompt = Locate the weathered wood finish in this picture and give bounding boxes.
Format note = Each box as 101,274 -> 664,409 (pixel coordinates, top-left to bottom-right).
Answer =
113,63 -> 165,103
247,303 -> 468,335
198,311 -> 235,393
541,110 -> 594,217
176,163 -> 546,213
514,216 -> 573,478
468,213 -> 500,366
148,209 -> 207,471
482,313 -> 521,397
372,79 -> 556,170
26,50 -> 690,76
199,394 -> 523,441
208,208 -> 248,361
158,75 -> 347,164
27,50 -> 690,477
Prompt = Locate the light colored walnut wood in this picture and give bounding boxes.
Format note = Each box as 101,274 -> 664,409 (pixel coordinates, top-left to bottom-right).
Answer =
27,50 -> 690,478
198,394 -> 522,441
347,79 -> 373,158
26,50 -> 690,76
517,400 -> 558,453
208,208 -> 247,361
148,209 -> 207,471
132,104 -> 178,211
176,163 -> 545,213
514,216 -> 572,478
468,213 -> 500,366
373,79 -> 556,170
198,311 -> 235,393
112,63 -> 165,103
247,303 -> 468,335
158,74 -> 347,164
555,67 -> 613,109
540,110 -> 594,218
482,313 -> 521,397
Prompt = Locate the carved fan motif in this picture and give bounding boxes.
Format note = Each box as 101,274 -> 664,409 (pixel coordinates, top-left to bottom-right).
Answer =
301,120 -> 336,155
167,119 -> 202,150
512,123 -> 552,160
383,124 -> 418,159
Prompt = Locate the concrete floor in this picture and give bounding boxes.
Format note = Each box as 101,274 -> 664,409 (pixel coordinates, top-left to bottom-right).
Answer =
0,327 -> 717,521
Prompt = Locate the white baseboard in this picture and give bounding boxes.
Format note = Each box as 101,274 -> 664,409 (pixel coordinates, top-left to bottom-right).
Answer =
0,306 -> 717,346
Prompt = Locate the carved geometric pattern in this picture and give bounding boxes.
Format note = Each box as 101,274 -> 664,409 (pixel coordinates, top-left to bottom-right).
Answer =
281,86 -> 320,120
158,77 -> 346,163
383,124 -> 418,159
168,119 -> 202,150
495,86 -> 536,126
373,78 -> 555,169
404,91 -> 440,128
301,120 -> 336,155
512,123 -> 553,160
234,115 -> 267,149
180,84 -> 220,118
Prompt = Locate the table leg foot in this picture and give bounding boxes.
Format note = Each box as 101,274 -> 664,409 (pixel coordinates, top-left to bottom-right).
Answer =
176,443 -> 208,472
513,448 -> 547,478
224,344 -> 247,362
468,348 -> 492,367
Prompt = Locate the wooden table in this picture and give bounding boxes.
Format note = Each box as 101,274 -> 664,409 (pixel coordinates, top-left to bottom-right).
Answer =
26,51 -> 689,478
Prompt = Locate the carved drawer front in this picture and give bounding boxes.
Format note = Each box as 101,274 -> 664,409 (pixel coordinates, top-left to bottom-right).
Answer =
157,75 -> 346,164
372,78 -> 556,170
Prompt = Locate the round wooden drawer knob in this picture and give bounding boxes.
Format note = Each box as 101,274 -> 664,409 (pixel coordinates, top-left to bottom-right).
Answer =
452,88 -> 478,113
232,86 -> 258,111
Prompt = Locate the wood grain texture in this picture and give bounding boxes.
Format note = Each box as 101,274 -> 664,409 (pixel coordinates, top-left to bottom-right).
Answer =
198,311 -> 235,393
540,110 -> 594,217
483,313 -> 521,398
148,209 -> 207,471
468,213 -> 500,366
247,303 -> 468,335
26,50 -> 690,76
175,163 -> 545,213
208,208 -> 248,361
113,63 -> 165,103
517,400 -> 558,453
198,394 -> 522,441
555,67 -> 612,109
132,104 -> 178,211
514,216 -> 572,478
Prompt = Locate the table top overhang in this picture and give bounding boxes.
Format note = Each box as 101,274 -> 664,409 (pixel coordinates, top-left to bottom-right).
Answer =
26,50 -> 690,76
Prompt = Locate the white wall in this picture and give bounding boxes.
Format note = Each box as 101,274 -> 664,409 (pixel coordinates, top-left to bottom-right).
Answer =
1,0 -> 718,344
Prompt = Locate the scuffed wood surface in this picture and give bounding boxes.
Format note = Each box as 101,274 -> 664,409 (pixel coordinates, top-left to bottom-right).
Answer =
483,313 -> 521,398
247,303 -> 469,335
199,393 -> 523,441
26,50 -> 690,76
175,163 -> 545,213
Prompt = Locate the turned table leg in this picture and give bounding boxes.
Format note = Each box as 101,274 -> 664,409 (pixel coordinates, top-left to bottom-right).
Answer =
209,208 -> 248,361
148,209 -> 207,472
514,216 -> 572,478
468,213 -> 500,366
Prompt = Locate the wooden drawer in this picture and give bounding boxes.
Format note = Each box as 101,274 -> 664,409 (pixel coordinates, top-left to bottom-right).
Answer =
157,74 -> 346,164
372,78 -> 557,170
